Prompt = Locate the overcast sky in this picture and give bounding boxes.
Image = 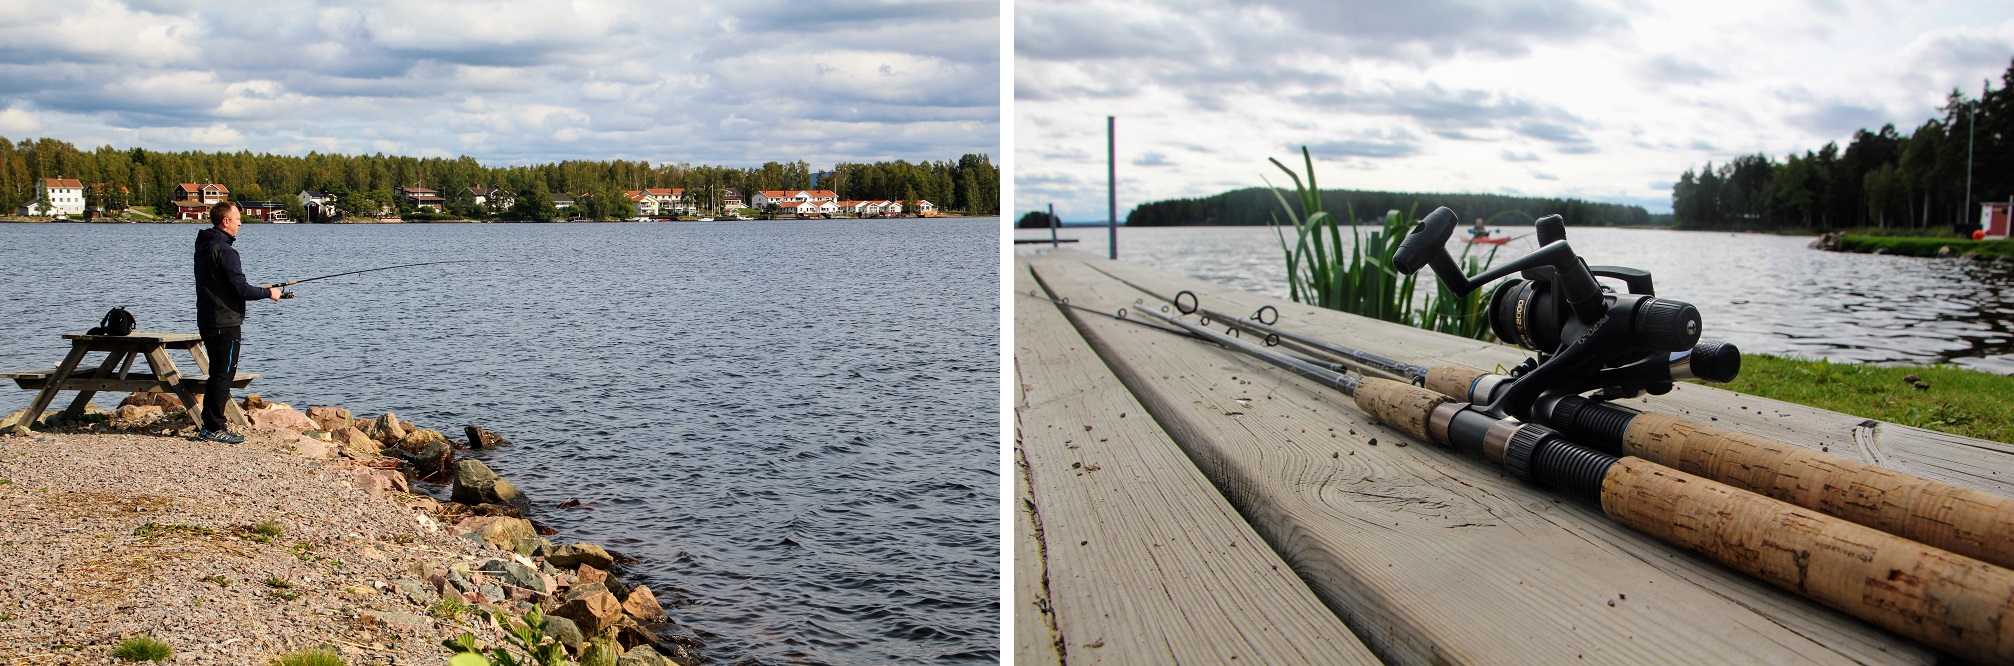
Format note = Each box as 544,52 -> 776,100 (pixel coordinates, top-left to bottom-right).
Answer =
1015,0 -> 2014,220
0,0 -> 998,168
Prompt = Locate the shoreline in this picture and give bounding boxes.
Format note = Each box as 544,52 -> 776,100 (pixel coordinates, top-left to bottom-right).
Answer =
0,395 -> 696,664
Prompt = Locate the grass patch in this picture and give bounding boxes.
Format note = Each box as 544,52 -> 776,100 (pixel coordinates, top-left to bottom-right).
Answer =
110,635 -> 173,662
429,595 -> 472,622
274,648 -> 346,666
133,522 -> 213,539
201,575 -> 231,587
263,577 -> 292,589
1719,354 -> 2014,444
255,519 -> 284,538
1835,235 -> 2014,258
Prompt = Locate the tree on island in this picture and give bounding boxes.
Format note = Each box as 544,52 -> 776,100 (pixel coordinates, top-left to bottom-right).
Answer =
1017,210 -> 1060,229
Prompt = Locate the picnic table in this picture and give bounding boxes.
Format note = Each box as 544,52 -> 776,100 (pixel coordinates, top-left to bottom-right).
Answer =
3,332 -> 258,435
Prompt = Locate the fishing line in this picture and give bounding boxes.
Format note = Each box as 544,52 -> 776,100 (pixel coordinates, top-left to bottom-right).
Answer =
265,260 -> 493,298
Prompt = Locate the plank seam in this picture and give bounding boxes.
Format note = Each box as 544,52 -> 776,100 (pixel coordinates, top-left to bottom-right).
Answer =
1014,357 -> 1071,663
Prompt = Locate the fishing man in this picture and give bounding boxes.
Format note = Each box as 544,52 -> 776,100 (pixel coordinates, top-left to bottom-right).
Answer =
193,201 -> 283,444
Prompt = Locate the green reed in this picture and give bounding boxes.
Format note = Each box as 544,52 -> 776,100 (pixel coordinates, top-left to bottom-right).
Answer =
1269,147 -> 1502,341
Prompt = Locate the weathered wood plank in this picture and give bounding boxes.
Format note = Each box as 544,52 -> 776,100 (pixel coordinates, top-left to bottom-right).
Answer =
1089,256 -> 2014,498
1028,253 -> 1934,665
1014,258 -> 1381,665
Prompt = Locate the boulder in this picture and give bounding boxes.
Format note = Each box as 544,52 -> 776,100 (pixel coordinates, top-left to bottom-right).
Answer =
465,425 -> 512,449
305,406 -> 352,432
386,438 -> 452,479
483,559 -> 547,593
336,427 -> 380,458
576,564 -> 609,586
113,404 -> 163,423
617,643 -> 676,666
119,390 -> 183,410
451,459 -> 528,510
564,583 -> 609,601
541,614 -> 585,652
371,413 -> 407,444
249,407 -> 318,432
1938,245 -> 1954,257
552,590 -> 624,636
547,542 -> 615,570
242,394 -> 269,411
622,584 -> 666,622
353,468 -> 411,497
292,435 -> 337,460
400,428 -> 448,452
459,516 -> 537,550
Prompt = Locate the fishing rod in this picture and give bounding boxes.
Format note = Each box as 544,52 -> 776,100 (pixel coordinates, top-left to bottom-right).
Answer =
262,260 -> 490,298
1023,290 -> 1377,377
1122,294 -> 2014,662
1125,208 -> 2014,573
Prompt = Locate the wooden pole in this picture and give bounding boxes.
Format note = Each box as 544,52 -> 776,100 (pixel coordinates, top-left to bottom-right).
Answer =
1048,203 -> 1058,248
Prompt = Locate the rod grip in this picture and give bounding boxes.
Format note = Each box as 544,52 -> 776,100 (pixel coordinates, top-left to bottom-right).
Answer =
1353,378 -> 1453,443
1622,413 -> 2014,572
1424,365 -> 1491,402
1600,457 -> 2014,664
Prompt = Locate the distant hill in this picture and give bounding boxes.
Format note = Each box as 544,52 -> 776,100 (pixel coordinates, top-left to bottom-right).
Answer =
1125,187 -> 1653,228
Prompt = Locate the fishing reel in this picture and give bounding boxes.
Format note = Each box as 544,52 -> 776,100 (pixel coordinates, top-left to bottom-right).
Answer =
1394,207 -> 1738,419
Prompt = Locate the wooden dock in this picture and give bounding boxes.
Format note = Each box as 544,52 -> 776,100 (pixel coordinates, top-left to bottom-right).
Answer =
1013,250 -> 2014,665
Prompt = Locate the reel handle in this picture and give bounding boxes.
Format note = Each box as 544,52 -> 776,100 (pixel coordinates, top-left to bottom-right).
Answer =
1394,207 -> 1475,293
280,292 -> 295,299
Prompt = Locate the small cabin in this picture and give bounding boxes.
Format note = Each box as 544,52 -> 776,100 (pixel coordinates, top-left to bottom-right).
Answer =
1982,202 -> 2011,240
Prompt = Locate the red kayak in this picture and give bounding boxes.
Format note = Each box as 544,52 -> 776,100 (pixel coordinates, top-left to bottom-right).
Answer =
1467,235 -> 1512,245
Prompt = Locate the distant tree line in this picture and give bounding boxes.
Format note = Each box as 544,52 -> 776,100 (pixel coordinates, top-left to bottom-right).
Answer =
1123,187 -> 1652,228
0,136 -> 998,220
1673,57 -> 2014,232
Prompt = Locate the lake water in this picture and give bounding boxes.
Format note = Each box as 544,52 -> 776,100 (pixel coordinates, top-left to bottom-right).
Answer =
1015,225 -> 2014,375
1,219 -> 1001,664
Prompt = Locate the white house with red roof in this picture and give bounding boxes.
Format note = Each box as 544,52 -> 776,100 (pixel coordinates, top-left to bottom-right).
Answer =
751,190 -> 839,208
19,177 -> 85,216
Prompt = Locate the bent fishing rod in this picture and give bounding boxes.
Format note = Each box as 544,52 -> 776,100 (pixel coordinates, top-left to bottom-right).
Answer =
1122,294 -> 2014,663
262,260 -> 489,298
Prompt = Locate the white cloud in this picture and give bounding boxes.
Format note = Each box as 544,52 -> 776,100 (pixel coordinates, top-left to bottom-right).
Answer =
4,0 -> 997,166
0,106 -> 41,134
1016,0 -> 2014,218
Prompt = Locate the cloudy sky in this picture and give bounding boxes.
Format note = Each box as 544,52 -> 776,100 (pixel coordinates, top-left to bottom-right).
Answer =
0,0 -> 998,168
1015,0 -> 2014,220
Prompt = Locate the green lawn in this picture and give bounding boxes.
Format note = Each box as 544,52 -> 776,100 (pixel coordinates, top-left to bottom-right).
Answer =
1836,235 -> 2014,258
1720,354 -> 2014,444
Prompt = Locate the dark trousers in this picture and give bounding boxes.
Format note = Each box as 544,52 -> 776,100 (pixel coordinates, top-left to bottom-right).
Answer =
198,326 -> 241,432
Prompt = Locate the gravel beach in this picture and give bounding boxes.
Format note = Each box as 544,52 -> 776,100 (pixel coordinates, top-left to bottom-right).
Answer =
0,423 -> 545,664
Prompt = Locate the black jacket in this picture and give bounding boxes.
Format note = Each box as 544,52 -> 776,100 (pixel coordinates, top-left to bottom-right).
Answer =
194,227 -> 268,329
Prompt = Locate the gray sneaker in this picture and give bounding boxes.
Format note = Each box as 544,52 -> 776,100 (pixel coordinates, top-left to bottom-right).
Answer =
197,428 -> 245,444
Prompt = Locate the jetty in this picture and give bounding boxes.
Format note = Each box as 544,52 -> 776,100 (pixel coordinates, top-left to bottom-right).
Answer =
1013,249 -> 2014,664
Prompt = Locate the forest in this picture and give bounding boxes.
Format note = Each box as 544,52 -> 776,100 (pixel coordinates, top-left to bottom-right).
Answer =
1120,186 -> 1652,229
1672,58 -> 2014,231
0,137 -> 998,221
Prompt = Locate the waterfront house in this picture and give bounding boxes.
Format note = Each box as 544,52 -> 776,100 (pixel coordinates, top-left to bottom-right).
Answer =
552,193 -> 574,210
751,190 -> 840,208
17,177 -> 86,216
175,182 -> 230,205
914,200 -> 936,215
396,186 -> 447,213
626,192 -> 660,217
298,190 -> 332,222
461,185 -> 514,211
237,201 -> 291,223
834,200 -> 867,214
721,188 -> 745,209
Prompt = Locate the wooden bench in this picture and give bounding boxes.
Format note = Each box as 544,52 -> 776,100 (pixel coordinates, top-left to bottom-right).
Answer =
3,332 -> 255,434
4,368 -> 260,392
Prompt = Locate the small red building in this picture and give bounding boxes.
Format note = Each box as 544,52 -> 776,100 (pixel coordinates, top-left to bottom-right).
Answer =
1983,202 -> 2011,240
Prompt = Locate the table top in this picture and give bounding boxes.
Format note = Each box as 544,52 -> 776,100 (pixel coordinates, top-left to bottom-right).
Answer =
59,332 -> 204,345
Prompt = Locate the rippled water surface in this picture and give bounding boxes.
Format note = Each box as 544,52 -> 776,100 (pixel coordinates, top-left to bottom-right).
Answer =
3,220 -> 1001,664
1017,225 -> 2014,374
